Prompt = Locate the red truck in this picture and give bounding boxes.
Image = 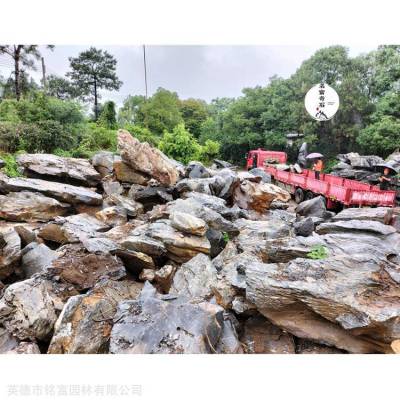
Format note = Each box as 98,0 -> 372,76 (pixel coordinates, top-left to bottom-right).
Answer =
246,149 -> 396,209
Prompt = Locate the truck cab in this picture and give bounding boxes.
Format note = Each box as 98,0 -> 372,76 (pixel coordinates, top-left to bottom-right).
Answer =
246,148 -> 287,170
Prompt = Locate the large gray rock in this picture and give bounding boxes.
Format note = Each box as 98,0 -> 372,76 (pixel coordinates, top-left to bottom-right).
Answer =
120,236 -> 166,257
0,276 -> 78,341
332,207 -> 393,223
170,211 -> 207,236
0,227 -> 21,280
248,168 -> 272,183
21,243 -> 58,278
316,220 -> 396,236
233,181 -> 291,212
118,129 -> 179,186
170,254 -> 217,300
91,151 -> 118,177
167,197 -> 239,235
16,153 -> 101,186
130,186 -> 173,211
245,254 -> 400,353
0,191 -> 70,222
109,284 -> 225,354
185,161 -> 211,179
48,280 -> 143,354
295,196 -> 331,219
146,219 -> 210,263
38,213 -> 109,244
103,194 -> 144,218
0,173 -> 103,205
113,159 -> 150,185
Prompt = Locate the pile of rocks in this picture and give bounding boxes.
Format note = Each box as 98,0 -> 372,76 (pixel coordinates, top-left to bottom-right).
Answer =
331,151 -> 399,184
0,129 -> 399,354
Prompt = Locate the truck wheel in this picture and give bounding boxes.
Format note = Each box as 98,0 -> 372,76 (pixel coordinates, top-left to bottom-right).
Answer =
305,191 -> 315,201
294,188 -> 304,203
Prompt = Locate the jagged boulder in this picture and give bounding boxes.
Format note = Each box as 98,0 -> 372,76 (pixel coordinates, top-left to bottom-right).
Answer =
233,181 -> 290,212
0,275 -> 78,341
185,161 -> 211,179
109,284 -> 225,354
248,168 -> 272,183
117,130 -> 179,186
0,191 -> 70,222
0,227 -> 21,280
170,211 -> 207,236
96,206 -> 128,227
170,254 -> 217,300
245,254 -> 400,353
145,219 -> 210,263
129,186 -> 173,211
21,243 -> 58,278
295,196 -> 332,219
0,173 -> 103,205
48,280 -> 143,354
16,153 -> 101,186
316,220 -> 396,236
103,194 -> 144,217
39,213 -> 109,244
91,151 -> 117,177
113,159 -> 150,185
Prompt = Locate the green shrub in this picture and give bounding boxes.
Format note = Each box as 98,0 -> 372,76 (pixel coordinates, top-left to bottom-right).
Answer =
0,122 -> 22,153
98,101 -> 117,129
158,123 -> 201,164
18,120 -> 77,153
0,153 -> 22,177
199,139 -> 220,165
307,245 -> 329,260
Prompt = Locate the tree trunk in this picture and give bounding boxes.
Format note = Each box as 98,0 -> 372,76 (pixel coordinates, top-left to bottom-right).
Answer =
14,47 -> 21,101
94,77 -> 98,120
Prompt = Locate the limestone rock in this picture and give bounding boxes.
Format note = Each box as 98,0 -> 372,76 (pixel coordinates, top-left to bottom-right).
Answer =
103,194 -> 144,218
117,130 -> 179,186
48,280 -> 143,354
0,191 -> 70,222
0,173 -> 102,205
0,227 -> 21,280
170,211 -> 207,236
233,181 -> 290,212
21,243 -> 58,278
113,159 -> 150,184
109,286 -> 224,354
0,276 -> 78,341
96,206 -> 127,227
170,254 -> 217,300
39,213 -> 110,244
16,153 -> 101,186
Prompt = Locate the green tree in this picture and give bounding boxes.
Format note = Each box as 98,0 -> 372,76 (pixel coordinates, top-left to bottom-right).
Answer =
136,88 -> 183,135
179,98 -> 209,138
98,101 -> 117,129
67,47 -> 122,120
117,95 -> 145,126
0,45 -> 54,100
47,74 -> 78,100
158,123 -> 200,164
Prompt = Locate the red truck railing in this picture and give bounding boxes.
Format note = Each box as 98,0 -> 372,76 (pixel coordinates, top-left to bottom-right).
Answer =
266,166 -> 396,207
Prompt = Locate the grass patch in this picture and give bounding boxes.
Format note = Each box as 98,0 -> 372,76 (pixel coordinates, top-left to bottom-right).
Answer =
307,245 -> 328,260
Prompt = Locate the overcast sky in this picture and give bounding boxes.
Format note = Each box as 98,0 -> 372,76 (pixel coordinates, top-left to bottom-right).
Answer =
0,45 -> 376,106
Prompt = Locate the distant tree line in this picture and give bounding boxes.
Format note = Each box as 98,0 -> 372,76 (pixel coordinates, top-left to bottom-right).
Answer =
1,44 -> 400,172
